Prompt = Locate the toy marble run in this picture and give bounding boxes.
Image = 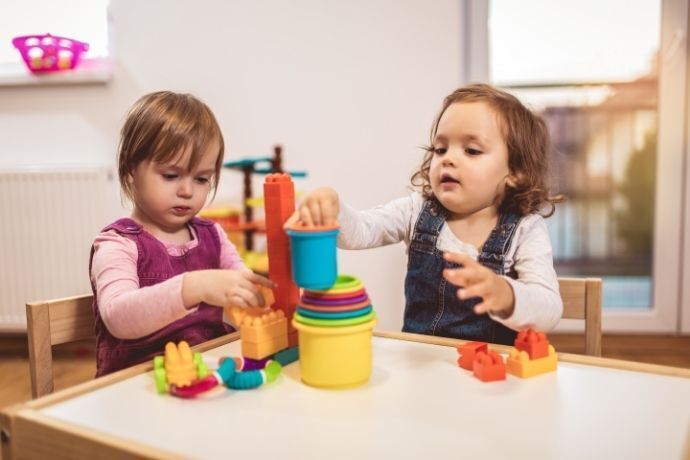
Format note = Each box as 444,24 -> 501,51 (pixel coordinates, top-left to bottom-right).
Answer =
457,328 -> 558,383
154,173 -> 302,398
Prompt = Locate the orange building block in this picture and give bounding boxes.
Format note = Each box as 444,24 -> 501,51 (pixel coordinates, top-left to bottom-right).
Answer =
514,329 -> 549,360
506,345 -> 558,378
226,306 -> 289,359
457,342 -> 488,371
263,174 -> 300,323
472,350 -> 506,382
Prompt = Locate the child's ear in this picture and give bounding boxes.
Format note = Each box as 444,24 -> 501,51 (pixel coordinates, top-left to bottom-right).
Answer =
505,174 -> 518,188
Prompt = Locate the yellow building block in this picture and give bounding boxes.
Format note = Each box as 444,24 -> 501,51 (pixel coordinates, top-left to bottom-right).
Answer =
241,334 -> 289,360
506,344 -> 558,378
164,341 -> 197,387
239,313 -> 287,343
226,306 -> 289,359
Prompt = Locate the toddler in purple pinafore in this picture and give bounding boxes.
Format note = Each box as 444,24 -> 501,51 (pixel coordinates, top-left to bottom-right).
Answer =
90,91 -> 273,376
90,217 -> 233,376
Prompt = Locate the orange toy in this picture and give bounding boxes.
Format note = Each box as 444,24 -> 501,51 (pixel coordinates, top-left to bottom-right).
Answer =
457,342 -> 488,371
514,329 -> 549,360
472,350 -> 506,382
264,173 -> 301,346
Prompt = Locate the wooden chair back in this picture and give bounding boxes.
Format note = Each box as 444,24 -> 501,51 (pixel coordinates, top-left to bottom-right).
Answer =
558,278 -> 603,356
26,294 -> 95,398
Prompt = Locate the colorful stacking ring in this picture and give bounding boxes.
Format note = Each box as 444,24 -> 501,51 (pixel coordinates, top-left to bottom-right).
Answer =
297,299 -> 371,313
304,274 -> 363,295
293,310 -> 376,327
293,274 -> 376,328
303,288 -> 367,300
296,305 -> 373,320
300,293 -> 369,306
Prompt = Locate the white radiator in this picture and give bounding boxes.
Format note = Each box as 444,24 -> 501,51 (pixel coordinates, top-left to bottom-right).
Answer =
0,168 -> 121,331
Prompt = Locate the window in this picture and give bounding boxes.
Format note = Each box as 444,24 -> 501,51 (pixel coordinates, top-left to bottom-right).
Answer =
486,0 -> 688,331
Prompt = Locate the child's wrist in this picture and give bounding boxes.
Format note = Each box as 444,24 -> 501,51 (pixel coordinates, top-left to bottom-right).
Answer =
494,278 -> 515,319
182,271 -> 204,309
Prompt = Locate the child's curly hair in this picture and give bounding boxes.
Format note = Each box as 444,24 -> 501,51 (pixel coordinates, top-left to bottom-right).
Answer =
411,83 -> 563,217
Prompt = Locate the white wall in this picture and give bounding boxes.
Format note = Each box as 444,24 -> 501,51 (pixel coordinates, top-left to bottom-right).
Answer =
0,0 -> 463,331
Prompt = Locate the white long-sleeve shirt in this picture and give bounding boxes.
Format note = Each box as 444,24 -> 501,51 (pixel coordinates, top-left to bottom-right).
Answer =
337,192 -> 563,332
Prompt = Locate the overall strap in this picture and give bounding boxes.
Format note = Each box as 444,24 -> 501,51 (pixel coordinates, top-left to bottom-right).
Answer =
478,211 -> 522,275
410,198 -> 448,251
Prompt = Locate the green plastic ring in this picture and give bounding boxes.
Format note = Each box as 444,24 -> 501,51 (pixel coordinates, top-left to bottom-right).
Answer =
293,310 -> 376,327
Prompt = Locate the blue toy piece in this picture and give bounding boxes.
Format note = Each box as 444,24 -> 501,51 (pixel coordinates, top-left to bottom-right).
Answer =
286,228 -> 339,289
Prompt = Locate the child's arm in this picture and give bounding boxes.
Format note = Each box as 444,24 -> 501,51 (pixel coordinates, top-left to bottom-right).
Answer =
91,231 -> 273,340
286,187 -> 416,249
442,216 -> 563,331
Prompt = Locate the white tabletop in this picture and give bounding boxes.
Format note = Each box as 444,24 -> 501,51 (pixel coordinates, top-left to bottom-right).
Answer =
40,337 -> 690,459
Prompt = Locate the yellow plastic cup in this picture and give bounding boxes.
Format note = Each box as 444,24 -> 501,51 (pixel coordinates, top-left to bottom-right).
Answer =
292,317 -> 377,389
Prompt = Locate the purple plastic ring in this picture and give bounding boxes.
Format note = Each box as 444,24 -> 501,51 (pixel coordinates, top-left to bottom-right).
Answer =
301,293 -> 369,306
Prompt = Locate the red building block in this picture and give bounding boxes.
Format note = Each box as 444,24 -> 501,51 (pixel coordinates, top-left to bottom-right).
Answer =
472,350 -> 506,382
457,342 -> 488,371
514,329 -> 549,360
263,174 -> 300,324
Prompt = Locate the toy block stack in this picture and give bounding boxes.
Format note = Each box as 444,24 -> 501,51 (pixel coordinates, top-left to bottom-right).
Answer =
456,328 -> 557,382
506,329 -> 557,378
457,341 -> 506,382
263,173 -> 300,346
226,306 -> 288,360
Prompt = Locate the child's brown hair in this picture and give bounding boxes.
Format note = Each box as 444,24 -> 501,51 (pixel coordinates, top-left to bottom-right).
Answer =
117,91 -> 225,201
411,83 -> 562,217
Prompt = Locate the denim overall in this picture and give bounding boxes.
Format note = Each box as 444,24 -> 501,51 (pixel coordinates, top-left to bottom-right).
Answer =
403,199 -> 520,345
90,217 -> 234,376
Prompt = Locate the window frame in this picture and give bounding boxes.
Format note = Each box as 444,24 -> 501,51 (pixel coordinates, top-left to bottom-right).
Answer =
470,0 -> 690,332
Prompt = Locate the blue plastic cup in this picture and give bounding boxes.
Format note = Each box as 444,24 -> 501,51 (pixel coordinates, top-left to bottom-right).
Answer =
286,227 -> 339,289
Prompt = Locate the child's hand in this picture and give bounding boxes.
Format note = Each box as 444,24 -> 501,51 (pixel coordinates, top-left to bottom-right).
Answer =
284,187 -> 339,228
183,270 -> 276,309
441,252 -> 515,318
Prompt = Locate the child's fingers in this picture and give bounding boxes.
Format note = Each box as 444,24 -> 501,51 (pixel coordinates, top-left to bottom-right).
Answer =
298,206 -> 314,227
227,294 -> 250,309
306,200 -> 323,226
320,198 -> 338,226
283,211 -> 300,229
444,265 -> 481,287
457,280 -> 490,300
245,272 -> 277,289
442,251 -> 475,266
232,286 -> 263,308
473,301 -> 489,315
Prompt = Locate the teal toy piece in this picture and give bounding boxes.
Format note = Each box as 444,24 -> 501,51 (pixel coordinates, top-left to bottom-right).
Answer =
286,228 -> 339,289
273,346 -> 299,366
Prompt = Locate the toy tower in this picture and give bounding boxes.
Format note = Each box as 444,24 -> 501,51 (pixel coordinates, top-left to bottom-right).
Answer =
263,173 -> 300,346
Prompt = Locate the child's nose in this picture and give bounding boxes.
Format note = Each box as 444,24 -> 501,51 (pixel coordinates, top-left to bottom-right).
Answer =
177,178 -> 193,197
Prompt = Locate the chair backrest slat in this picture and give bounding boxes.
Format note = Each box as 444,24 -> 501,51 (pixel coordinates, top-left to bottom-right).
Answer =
26,294 -> 95,398
557,277 -> 602,357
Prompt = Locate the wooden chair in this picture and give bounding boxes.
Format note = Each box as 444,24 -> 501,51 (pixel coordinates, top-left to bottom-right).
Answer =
558,277 -> 603,356
26,294 -> 95,398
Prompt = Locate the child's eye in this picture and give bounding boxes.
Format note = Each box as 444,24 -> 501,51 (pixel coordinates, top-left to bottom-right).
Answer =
465,148 -> 482,156
162,173 -> 178,180
195,177 -> 210,185
432,147 -> 447,155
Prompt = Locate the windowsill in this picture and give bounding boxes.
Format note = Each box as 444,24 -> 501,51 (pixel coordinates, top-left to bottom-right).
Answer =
0,57 -> 112,87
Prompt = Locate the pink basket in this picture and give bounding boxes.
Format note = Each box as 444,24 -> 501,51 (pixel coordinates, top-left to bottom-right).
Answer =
12,33 -> 89,74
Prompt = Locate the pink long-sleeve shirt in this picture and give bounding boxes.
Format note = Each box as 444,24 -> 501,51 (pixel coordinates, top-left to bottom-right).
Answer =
90,222 -> 245,340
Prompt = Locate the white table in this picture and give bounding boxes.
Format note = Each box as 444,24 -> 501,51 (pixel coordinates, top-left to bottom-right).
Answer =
2,332 -> 690,459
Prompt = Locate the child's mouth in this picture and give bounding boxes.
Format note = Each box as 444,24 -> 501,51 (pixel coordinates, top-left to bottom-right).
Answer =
172,206 -> 191,214
440,174 -> 460,185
